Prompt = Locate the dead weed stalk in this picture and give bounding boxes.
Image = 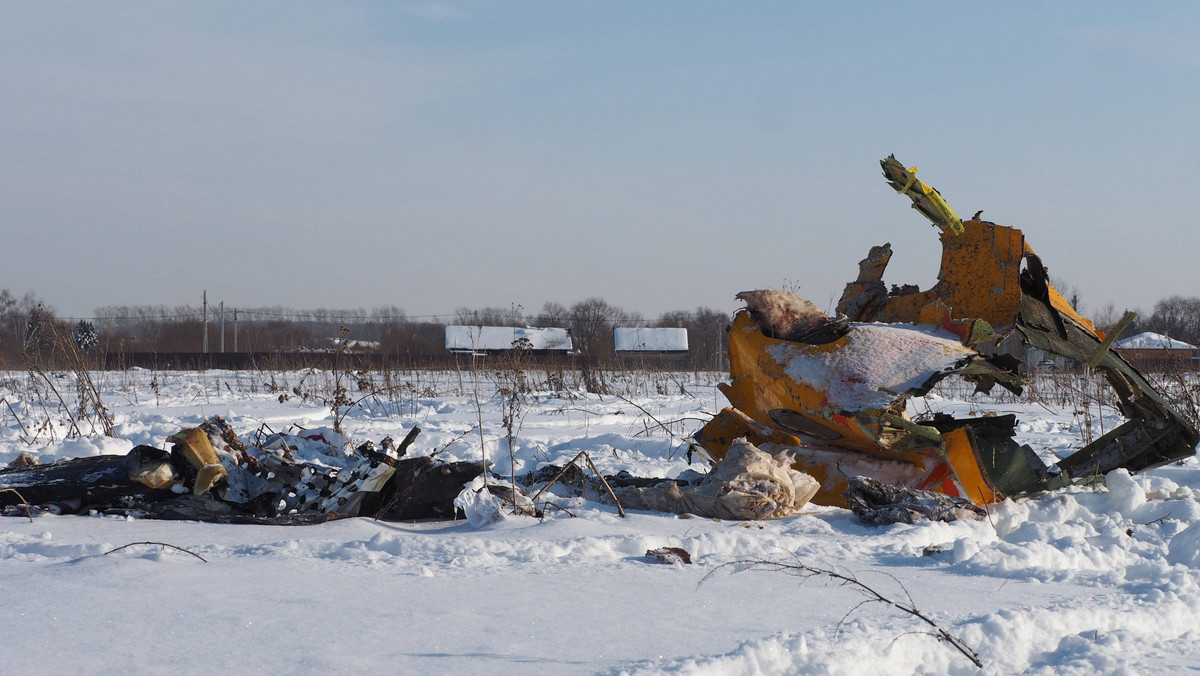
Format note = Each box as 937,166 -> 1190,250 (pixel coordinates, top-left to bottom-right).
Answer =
710,556 -> 981,668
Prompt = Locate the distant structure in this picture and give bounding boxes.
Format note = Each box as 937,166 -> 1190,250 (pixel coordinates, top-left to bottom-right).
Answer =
1114,332 -> 1199,371
331,338 -> 380,353
613,327 -> 688,363
444,326 -> 573,355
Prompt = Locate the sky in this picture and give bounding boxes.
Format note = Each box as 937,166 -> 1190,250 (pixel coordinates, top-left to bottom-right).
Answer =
3,2 -> 1199,322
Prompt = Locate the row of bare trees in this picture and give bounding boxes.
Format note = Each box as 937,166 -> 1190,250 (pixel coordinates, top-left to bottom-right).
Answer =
1090,296 -> 1200,346
9,284 -> 1200,369
10,285 -> 1200,369
0,291 -> 731,369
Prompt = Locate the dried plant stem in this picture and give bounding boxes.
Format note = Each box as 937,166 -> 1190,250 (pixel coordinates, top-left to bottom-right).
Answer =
539,502 -> 577,519
612,393 -> 671,433
28,368 -> 82,438
470,346 -> 487,474
0,489 -> 34,522
528,454 -> 582,503
104,541 -> 208,562
715,556 -> 982,668
529,450 -> 626,517
1,398 -> 30,438
582,453 -> 626,518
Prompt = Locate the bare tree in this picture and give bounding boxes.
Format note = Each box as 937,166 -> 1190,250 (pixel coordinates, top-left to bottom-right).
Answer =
533,301 -> 570,328
0,290 -> 25,361
569,298 -> 640,358
656,306 -> 731,369
371,305 -> 407,323
1050,276 -> 1083,313
1143,295 -> 1200,345
569,298 -> 616,356
454,305 -> 525,327
1090,301 -> 1123,336
689,307 -> 731,370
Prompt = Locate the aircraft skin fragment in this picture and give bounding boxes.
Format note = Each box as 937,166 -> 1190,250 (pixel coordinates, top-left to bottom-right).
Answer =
695,157 -> 1198,508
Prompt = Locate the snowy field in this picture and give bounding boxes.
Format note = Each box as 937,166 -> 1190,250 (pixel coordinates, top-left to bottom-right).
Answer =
2,367 -> 1200,675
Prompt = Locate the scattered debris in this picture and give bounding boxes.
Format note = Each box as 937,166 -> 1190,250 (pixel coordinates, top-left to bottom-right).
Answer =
517,441 -> 817,521
0,418 -> 485,523
9,453 -> 38,468
521,462 -> 589,492
0,489 -> 33,522
735,290 -> 838,342
168,428 -> 228,495
611,439 -> 819,520
694,155 -> 1199,507
844,476 -> 986,525
454,476 -> 507,528
645,546 -> 692,564
5,156 -> 1194,532
529,450 -> 627,517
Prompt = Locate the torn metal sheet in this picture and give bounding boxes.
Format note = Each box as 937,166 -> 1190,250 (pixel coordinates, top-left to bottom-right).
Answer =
880,155 -> 965,236
694,156 -> 1199,507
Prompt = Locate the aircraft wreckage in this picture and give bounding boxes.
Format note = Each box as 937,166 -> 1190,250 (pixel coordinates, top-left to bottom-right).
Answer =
0,419 -> 488,523
0,156 -> 1195,524
692,155 -> 1200,508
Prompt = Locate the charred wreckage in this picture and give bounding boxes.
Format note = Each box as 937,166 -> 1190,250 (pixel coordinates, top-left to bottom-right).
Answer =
1,156 -> 1196,525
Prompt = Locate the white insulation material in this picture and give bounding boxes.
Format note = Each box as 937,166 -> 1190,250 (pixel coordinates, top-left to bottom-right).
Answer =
766,323 -> 975,410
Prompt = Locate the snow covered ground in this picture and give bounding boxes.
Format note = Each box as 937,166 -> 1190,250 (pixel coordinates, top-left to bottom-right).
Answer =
2,367 -> 1200,675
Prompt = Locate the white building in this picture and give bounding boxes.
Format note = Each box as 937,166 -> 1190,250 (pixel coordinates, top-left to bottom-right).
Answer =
613,327 -> 688,353
444,326 -> 573,354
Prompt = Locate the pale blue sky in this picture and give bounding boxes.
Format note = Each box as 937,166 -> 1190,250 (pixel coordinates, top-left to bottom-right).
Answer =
3,2 -> 1198,320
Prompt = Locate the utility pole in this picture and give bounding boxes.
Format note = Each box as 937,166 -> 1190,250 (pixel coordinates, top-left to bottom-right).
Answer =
202,290 -> 209,354
715,325 -> 726,371
219,301 -> 225,353
233,309 -> 238,353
